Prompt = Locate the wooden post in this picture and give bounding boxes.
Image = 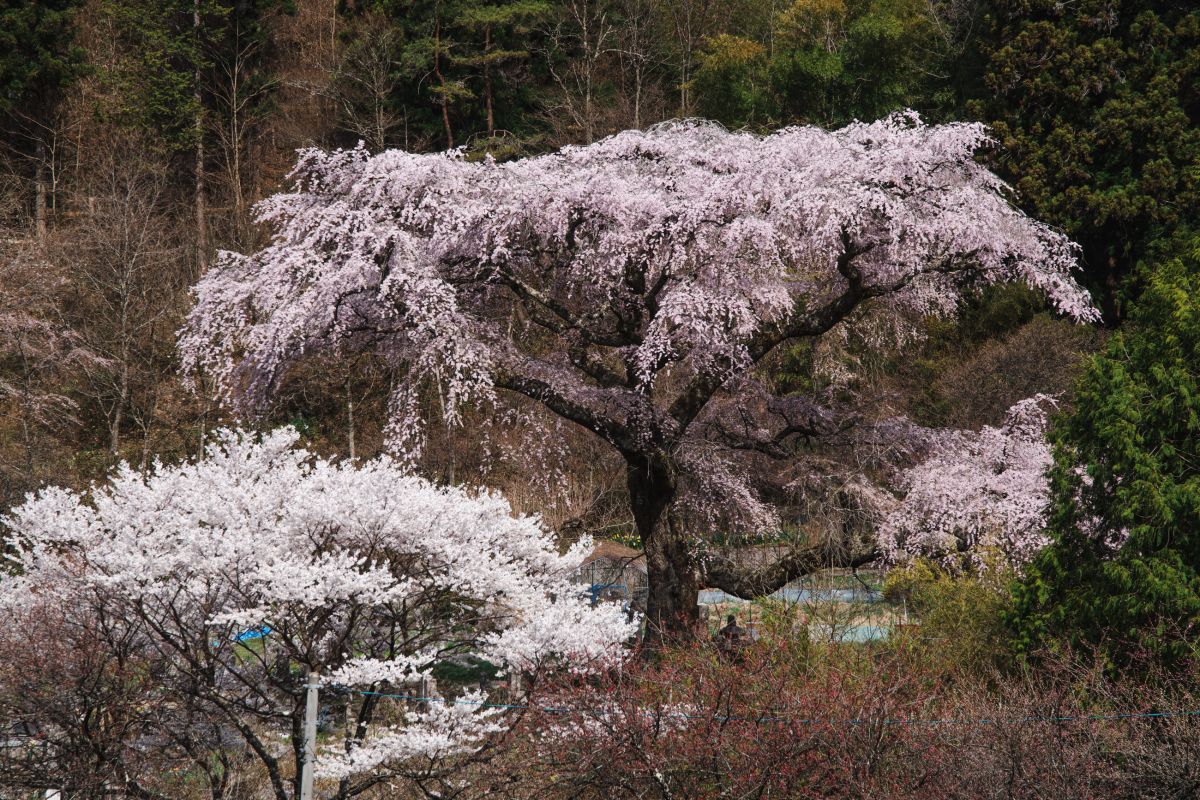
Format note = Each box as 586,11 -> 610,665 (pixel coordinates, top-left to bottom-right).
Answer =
300,670 -> 319,800
418,674 -> 439,711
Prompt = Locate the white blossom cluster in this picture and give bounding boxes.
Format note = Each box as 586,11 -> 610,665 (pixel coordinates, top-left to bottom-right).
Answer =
1,428 -> 635,776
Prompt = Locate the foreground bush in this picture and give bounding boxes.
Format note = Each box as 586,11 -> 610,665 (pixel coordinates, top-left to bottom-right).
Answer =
514,637 -> 1200,799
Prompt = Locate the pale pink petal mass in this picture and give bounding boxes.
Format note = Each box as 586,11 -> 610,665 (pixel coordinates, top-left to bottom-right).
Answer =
178,113 -> 1097,629
880,395 -> 1058,570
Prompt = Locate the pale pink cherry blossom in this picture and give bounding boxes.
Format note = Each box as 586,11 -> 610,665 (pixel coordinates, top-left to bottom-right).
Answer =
180,114 -> 1097,639
879,395 -> 1058,571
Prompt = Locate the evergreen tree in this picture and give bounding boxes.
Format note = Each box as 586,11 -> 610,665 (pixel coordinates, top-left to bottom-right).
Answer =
690,33 -> 770,128
340,1 -> 549,151
1011,235 -> 1200,668
973,1 -> 1200,321
455,1 -> 550,143
770,0 -> 939,127
100,0 -> 219,152
0,0 -> 85,117
689,0 -> 958,130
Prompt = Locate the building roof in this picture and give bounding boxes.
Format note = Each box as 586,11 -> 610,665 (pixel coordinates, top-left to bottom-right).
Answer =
581,539 -> 646,571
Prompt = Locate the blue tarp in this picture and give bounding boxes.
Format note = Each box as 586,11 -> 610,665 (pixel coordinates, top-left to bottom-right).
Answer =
233,625 -> 272,642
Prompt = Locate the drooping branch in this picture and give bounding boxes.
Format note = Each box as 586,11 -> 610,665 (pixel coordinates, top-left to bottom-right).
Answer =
491,345 -> 639,453
703,392 -> 842,459
494,371 -> 637,454
701,543 -> 881,600
879,395 -> 1063,571
184,116 -> 1095,433
667,252 -> 871,433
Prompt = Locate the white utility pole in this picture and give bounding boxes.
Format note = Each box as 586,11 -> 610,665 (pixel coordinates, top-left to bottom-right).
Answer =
300,669 -> 320,800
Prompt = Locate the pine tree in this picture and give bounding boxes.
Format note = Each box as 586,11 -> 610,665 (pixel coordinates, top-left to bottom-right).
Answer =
454,0 -> 550,144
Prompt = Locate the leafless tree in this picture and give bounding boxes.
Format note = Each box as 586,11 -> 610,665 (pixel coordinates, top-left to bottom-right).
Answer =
541,0 -> 619,143
0,237 -> 102,502
65,140 -> 188,463
613,0 -> 665,129
330,13 -> 407,152
209,12 -> 280,249
657,0 -> 718,115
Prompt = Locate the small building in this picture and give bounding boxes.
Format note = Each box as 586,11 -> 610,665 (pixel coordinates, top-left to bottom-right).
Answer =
571,540 -> 648,614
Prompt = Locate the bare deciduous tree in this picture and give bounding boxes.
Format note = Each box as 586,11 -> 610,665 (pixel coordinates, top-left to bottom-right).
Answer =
66,141 -> 188,463
541,0 -> 619,143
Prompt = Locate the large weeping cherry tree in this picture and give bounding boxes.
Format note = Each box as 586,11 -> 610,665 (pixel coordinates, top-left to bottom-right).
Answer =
181,114 -> 1097,643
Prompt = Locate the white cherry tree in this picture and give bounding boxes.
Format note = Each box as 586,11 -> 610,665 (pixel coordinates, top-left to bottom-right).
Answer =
1,428 -> 633,799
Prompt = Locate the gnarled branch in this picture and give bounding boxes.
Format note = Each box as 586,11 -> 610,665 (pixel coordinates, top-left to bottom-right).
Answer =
701,544 -> 879,600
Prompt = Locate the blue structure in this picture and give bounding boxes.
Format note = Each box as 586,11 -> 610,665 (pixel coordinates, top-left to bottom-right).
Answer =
233,625 -> 272,642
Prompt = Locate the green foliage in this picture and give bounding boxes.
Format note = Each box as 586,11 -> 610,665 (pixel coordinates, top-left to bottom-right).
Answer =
885,558 -> 1016,674
950,283 -> 1047,346
0,1 -> 83,111
98,0 -> 284,154
691,34 -> 771,128
0,0 -> 85,118
606,530 -> 643,550
973,1 -> 1200,320
100,0 -> 216,150
285,414 -> 316,440
889,284 -> 1104,428
453,0 -> 551,139
769,0 -> 939,126
431,654 -> 501,687
772,339 -> 818,395
1011,236 -> 1200,668
331,10 -> 434,149
338,0 -> 551,150
455,0 -> 551,74
685,0 -> 974,129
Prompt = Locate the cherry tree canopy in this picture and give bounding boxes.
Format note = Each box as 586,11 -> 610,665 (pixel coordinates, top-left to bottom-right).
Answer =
180,114 -> 1097,640
1,428 -> 633,795
880,396 -> 1058,571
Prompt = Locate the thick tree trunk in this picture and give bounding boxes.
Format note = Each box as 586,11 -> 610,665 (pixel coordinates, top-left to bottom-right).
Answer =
626,451 -> 880,650
628,452 -> 698,647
